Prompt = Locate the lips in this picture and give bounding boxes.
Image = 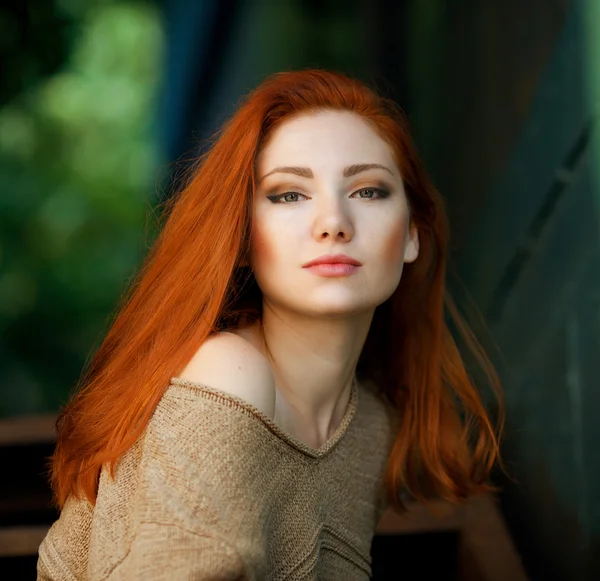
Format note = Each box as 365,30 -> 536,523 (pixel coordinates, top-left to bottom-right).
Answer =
302,254 -> 362,268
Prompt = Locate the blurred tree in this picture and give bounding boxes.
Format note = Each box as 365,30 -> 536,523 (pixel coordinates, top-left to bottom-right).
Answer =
0,0 -> 164,416
0,0 -> 72,106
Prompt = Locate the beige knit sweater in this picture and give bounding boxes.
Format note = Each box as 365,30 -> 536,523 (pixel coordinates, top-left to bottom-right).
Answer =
37,376 -> 399,580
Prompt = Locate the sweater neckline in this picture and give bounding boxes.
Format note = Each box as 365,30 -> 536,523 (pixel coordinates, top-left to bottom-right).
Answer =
169,376 -> 359,459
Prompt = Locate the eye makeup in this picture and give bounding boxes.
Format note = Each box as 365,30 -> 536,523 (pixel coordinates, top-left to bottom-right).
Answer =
265,180 -> 394,204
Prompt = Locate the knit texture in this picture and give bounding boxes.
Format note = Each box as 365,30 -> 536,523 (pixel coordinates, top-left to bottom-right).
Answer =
37,376 -> 399,580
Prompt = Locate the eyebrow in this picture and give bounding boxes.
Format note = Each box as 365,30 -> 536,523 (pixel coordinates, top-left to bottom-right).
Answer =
258,163 -> 395,184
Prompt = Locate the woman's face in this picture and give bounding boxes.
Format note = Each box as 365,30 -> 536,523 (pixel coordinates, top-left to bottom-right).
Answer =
251,109 -> 419,319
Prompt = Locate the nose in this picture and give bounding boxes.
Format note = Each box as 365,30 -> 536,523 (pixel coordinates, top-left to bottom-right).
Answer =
311,195 -> 354,242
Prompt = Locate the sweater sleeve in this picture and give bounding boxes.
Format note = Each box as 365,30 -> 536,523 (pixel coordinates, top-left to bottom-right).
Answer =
37,495 -> 94,581
37,515 -> 249,581
85,383 -> 266,580
106,522 -> 248,581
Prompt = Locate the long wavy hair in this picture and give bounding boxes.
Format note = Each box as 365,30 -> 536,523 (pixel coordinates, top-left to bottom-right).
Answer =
48,69 -> 505,512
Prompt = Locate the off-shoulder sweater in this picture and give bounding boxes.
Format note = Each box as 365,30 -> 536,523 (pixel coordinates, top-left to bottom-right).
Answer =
37,376 -> 400,580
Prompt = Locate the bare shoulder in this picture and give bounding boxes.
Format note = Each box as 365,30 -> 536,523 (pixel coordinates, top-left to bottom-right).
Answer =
177,330 -> 276,419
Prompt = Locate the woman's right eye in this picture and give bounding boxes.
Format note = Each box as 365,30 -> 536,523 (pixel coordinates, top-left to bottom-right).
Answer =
266,192 -> 307,204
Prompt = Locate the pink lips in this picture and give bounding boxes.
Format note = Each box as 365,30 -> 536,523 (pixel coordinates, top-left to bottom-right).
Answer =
302,254 -> 362,277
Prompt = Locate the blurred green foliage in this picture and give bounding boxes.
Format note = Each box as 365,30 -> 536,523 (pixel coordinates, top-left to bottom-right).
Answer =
0,0 -> 374,419
0,0 -> 164,417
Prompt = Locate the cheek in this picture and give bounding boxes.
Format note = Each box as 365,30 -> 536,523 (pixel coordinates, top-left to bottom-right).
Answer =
251,226 -> 272,263
380,219 -> 409,266
251,217 -> 281,267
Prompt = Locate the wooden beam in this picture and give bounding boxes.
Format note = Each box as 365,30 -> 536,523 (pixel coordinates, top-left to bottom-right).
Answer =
376,498 -> 463,534
0,525 -> 49,557
375,493 -> 529,580
0,414 -> 57,446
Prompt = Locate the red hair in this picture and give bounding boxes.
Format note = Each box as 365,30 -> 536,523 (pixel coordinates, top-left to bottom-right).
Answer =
49,69 -> 505,511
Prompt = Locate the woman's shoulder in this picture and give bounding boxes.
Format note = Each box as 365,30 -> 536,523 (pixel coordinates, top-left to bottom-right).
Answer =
174,329 -> 276,420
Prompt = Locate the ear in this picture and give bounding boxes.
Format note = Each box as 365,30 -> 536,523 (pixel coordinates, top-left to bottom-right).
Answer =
403,224 -> 419,263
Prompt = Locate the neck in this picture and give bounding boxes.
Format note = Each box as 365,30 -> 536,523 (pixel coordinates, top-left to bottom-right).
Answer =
256,301 -> 374,446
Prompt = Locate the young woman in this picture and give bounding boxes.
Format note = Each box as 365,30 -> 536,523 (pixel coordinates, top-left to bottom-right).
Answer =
38,69 -> 504,580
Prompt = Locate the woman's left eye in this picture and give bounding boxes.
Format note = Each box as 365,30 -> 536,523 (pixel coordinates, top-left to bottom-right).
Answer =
352,188 -> 388,199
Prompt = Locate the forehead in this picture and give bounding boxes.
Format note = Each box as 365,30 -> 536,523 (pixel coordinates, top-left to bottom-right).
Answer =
257,110 -> 397,173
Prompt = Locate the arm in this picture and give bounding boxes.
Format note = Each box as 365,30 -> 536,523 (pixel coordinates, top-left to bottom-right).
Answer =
37,495 -> 94,581
108,523 -> 248,581
37,423 -> 255,581
39,333 -> 271,581
37,514 -> 249,581
91,334 -> 274,580
90,388 -> 262,581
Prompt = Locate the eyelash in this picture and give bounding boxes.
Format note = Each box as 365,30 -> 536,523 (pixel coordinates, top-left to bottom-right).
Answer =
266,187 -> 390,204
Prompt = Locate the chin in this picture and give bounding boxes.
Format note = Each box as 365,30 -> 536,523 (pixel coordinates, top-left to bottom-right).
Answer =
309,286 -> 395,309
297,298 -> 378,320
265,284 -> 395,318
